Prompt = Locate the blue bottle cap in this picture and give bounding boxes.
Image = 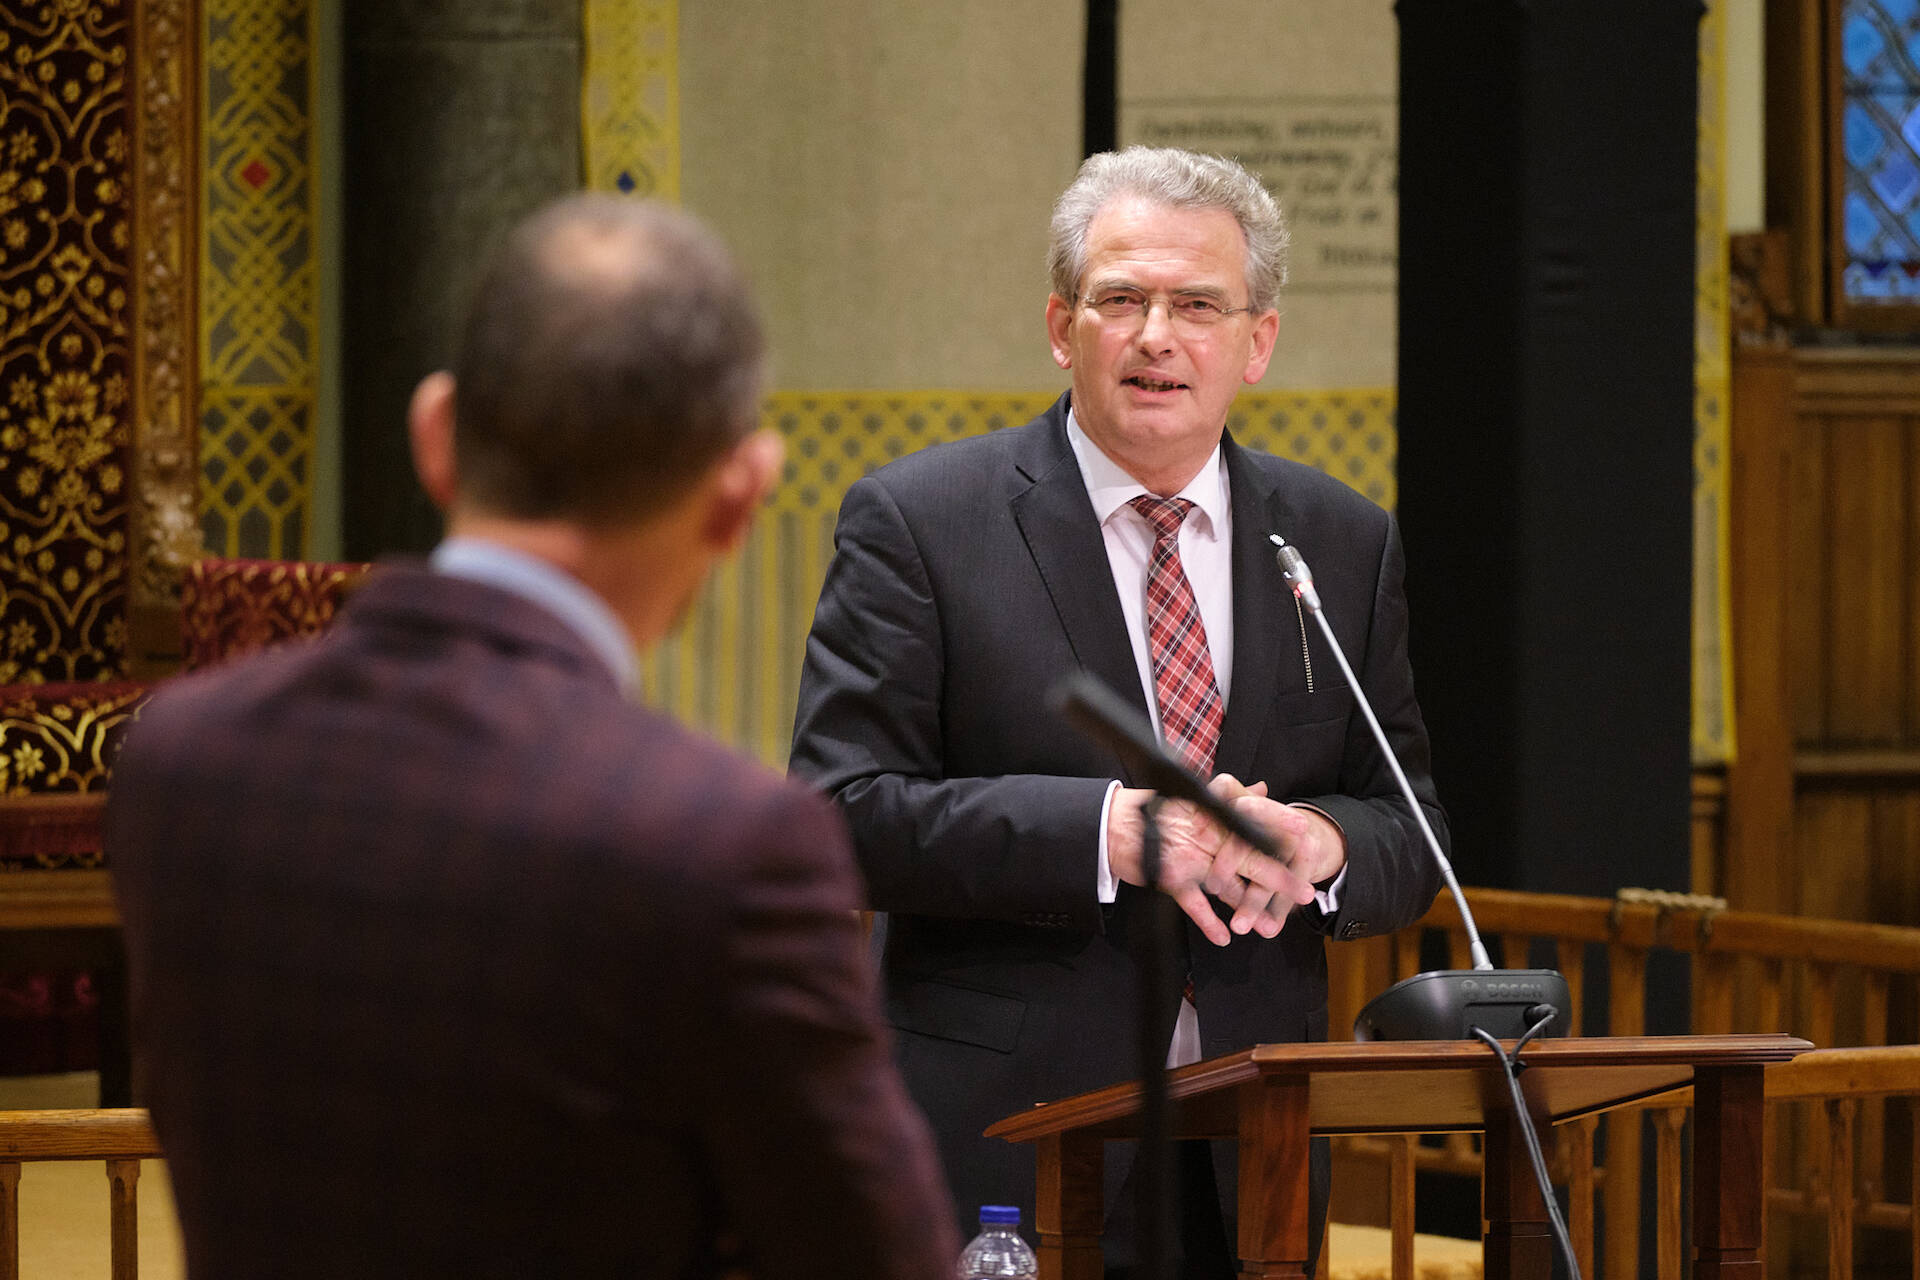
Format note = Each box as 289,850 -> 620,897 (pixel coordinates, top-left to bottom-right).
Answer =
979,1204 -> 1021,1225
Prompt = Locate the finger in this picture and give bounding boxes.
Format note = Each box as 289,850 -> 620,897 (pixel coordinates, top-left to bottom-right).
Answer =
1207,773 -> 1249,799
1172,885 -> 1231,946
1229,881 -> 1282,936
1245,780 -> 1269,798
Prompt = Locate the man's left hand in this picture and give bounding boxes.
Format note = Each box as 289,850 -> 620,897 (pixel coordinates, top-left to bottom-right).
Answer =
1204,775 -> 1348,937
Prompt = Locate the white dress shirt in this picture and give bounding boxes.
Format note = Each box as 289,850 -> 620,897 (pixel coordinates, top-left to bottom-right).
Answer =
1066,410 -> 1341,1066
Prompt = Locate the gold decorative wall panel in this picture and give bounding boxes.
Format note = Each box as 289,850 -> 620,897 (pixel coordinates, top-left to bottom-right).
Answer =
198,0 -> 316,559
0,1 -> 135,682
649,389 -> 1398,766
583,0 -> 679,199
1695,0 -> 1733,765
128,0 -> 202,673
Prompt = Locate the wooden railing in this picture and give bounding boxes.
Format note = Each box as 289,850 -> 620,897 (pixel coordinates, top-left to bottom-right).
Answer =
1328,887 -> 1920,1280
0,1109 -> 162,1280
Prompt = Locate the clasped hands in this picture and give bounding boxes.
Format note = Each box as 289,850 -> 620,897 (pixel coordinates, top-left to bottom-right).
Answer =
1106,774 -> 1348,946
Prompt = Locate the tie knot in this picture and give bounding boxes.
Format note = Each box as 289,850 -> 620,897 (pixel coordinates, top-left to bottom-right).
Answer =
1130,495 -> 1193,541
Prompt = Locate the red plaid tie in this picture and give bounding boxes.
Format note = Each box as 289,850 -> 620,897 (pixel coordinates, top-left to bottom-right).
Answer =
1130,495 -> 1223,779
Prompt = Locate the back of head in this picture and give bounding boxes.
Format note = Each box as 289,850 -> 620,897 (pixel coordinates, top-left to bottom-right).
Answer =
451,194 -> 765,525
1047,145 -> 1290,311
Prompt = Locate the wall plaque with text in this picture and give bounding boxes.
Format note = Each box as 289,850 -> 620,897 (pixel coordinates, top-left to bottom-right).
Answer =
1123,96 -> 1397,294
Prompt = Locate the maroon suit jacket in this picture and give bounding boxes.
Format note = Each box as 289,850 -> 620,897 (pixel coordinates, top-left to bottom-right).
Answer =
108,564 -> 956,1280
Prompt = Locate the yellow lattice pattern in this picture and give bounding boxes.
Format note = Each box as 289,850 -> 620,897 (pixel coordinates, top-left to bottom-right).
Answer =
200,389 -> 311,554
647,389 -> 1397,765
1693,0 -> 1733,765
199,0 -> 317,558
583,0 -> 679,199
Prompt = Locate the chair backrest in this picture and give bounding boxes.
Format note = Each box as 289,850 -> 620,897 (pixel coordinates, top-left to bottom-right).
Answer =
179,559 -> 372,672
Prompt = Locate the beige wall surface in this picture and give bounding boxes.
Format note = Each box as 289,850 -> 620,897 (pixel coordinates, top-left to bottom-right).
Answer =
681,0 -> 1082,390
1121,1 -> 1399,390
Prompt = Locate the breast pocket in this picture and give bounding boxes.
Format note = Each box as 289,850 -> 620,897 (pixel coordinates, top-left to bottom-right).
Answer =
1256,683 -> 1353,795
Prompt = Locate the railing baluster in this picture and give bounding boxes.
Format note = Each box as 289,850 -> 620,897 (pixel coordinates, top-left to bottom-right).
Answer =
1826,1097 -> 1856,1280
0,1162 -> 18,1280
107,1159 -> 140,1280
1654,1108 -> 1686,1280
1604,943 -> 1648,1280
1861,970 -> 1889,1202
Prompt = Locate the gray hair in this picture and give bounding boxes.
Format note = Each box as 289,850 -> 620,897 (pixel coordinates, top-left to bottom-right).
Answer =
1047,146 -> 1289,312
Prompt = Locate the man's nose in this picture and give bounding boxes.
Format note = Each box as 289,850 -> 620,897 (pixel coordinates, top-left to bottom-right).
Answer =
1136,297 -> 1178,350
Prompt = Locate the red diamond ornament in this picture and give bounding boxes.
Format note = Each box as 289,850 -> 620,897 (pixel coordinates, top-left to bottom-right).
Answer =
240,159 -> 271,190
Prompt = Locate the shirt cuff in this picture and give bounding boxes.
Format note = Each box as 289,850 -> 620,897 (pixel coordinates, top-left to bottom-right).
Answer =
1289,802 -> 1347,913
1096,780 -> 1121,903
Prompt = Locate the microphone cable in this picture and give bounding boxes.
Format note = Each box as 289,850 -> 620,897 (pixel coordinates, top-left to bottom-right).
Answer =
1469,1006 -> 1583,1280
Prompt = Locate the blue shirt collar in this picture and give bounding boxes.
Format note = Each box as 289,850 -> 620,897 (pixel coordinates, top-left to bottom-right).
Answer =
428,537 -> 641,694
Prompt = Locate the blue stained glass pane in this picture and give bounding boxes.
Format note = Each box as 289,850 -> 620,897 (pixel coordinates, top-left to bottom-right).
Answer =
1842,2 -> 1920,302
1848,192 -> 1885,253
1847,14 -> 1889,76
1873,156 -> 1920,208
1902,99 -> 1920,154
1847,102 -> 1888,167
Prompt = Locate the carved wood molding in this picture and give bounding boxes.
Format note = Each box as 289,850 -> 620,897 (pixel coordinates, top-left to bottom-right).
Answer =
128,0 -> 200,637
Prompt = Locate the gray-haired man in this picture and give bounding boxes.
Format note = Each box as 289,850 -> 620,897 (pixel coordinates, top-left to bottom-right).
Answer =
792,147 -> 1446,1277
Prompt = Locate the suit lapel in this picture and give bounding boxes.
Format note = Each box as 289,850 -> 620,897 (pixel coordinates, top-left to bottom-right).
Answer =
1006,400 -> 1153,781
1213,435 -> 1302,781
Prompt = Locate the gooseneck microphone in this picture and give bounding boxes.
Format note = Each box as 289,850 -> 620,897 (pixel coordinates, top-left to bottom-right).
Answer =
1269,533 -> 1571,1041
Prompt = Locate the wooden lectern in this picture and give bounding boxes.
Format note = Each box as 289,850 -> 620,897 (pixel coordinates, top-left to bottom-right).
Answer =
986,1034 -> 1810,1280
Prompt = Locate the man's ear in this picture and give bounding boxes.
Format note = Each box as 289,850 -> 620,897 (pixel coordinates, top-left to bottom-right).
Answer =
1045,293 -> 1075,370
700,429 -> 784,552
407,371 -> 459,510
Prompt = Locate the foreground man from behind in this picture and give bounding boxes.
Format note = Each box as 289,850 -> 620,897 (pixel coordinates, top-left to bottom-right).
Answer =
791,148 -> 1446,1276
109,195 -> 957,1280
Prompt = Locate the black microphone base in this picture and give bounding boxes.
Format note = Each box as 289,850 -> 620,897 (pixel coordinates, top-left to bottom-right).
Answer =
1353,969 -> 1573,1041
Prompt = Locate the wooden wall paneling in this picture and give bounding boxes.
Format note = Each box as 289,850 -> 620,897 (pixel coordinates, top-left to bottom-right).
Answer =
1762,0 -> 1826,324
1795,789 -> 1875,938
1822,414 -> 1908,745
1871,790 -> 1920,933
1910,417 -> 1920,742
1787,405 -> 1829,745
1727,347 -> 1792,911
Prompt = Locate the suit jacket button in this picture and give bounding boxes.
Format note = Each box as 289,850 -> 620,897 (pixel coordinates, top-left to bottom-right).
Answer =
1341,920 -> 1368,940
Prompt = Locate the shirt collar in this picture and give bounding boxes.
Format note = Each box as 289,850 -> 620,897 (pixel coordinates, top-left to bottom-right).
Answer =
1065,405 -> 1229,538
429,537 -> 641,694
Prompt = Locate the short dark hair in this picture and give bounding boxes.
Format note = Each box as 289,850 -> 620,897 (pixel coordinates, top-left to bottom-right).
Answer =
451,194 -> 765,524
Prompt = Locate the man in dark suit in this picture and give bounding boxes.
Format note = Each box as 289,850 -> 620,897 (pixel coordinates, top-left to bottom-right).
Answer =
790,147 -> 1447,1276
107,195 -> 956,1280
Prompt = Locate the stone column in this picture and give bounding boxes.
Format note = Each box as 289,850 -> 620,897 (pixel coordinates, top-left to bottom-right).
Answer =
340,0 -> 581,558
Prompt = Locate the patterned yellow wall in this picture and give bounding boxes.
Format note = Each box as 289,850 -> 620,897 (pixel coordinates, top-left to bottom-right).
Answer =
198,0 -> 318,559
649,390 -> 1397,767
1694,0 -> 1734,765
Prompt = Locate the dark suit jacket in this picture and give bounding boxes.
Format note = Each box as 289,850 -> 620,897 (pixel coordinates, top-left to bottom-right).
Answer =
108,564 -> 956,1280
789,393 -> 1446,1238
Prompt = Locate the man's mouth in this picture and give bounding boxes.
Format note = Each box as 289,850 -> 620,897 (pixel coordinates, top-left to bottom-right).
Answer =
1124,374 -> 1186,392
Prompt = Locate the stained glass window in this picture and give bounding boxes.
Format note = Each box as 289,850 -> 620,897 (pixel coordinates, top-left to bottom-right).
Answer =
1840,0 -> 1920,301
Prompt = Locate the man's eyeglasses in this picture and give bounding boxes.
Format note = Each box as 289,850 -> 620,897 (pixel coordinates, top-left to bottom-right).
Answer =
1074,289 -> 1258,330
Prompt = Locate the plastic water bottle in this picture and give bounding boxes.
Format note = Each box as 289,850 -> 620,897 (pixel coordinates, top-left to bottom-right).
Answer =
956,1204 -> 1038,1279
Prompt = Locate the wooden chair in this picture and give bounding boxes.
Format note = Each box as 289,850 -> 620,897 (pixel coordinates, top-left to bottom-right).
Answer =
0,1108 -> 162,1280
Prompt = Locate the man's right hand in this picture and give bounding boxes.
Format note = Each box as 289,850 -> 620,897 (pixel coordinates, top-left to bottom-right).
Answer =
1106,781 -> 1316,945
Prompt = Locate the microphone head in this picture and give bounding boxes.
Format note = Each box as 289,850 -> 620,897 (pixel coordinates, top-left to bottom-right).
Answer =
1268,534 -> 1322,612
